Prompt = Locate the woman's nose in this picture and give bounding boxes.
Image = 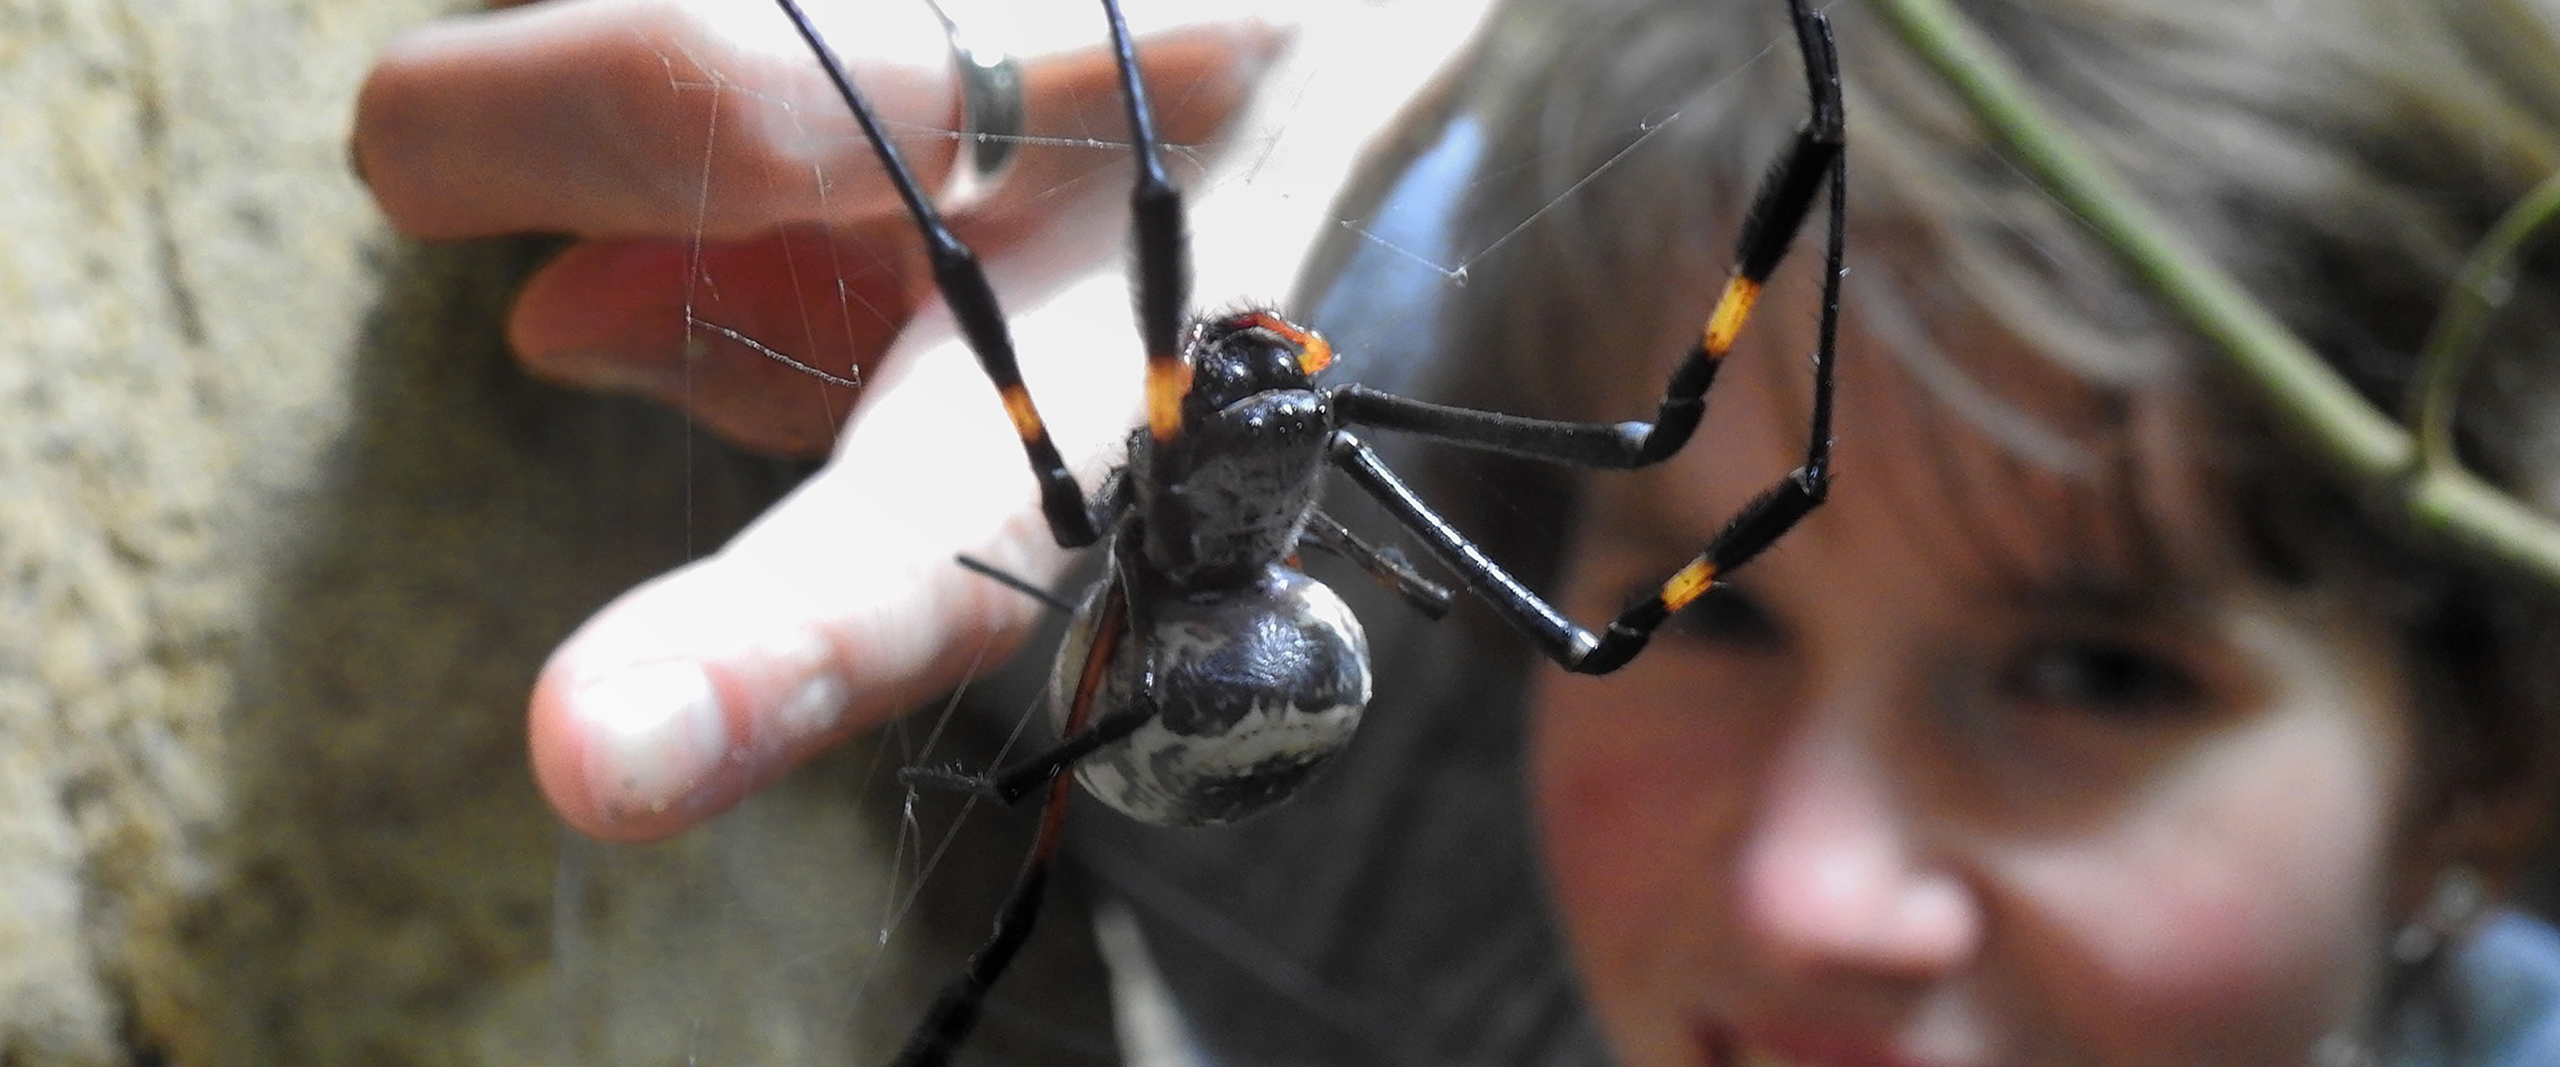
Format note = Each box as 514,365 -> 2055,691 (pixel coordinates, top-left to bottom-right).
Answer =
1734,712 -> 1983,979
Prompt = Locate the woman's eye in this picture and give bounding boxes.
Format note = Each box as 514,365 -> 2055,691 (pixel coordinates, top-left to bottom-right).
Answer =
1663,583 -> 1781,647
2001,639 -> 2203,719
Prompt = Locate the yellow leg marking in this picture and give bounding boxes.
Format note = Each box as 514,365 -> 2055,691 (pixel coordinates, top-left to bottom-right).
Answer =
1701,275 -> 1763,357
1660,557 -> 1719,612
1000,384 -> 1045,441
1146,356 -> 1192,443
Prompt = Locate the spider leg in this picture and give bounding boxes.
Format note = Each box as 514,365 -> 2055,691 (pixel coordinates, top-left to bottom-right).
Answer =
887,559 -> 1158,1067
770,0 -> 1100,547
1330,0 -> 1842,471
954,553 -> 1080,616
897,699 -> 1157,805
1327,138 -> 1843,676
888,725 -> 1078,1067
1297,510 -> 1457,620
1331,430 -> 1786,675
898,573 -> 1157,805
1098,0 -> 1196,451
1556,138 -> 1844,674
1323,0 -> 1844,677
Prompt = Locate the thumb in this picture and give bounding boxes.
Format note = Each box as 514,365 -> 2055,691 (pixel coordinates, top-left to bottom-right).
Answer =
529,271 -> 1137,841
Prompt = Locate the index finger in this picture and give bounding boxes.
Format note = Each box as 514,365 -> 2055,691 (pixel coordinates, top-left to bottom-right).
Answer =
353,0 -> 1290,241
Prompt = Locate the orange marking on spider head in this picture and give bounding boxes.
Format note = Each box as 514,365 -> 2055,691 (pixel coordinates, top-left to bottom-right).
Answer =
1146,353 -> 1192,442
1296,331 -> 1335,375
999,384 -> 1045,441
1242,310 -> 1333,376
1701,276 -> 1762,357
1660,557 -> 1719,612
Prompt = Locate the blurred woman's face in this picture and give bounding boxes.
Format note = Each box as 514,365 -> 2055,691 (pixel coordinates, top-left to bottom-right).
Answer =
1528,324 -> 2421,1067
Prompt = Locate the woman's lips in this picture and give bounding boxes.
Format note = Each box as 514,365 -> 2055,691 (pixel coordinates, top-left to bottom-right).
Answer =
1693,1019 -> 1946,1067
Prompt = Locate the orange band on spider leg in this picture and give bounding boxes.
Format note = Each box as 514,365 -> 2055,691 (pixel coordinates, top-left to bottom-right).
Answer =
1660,557 -> 1719,612
1146,354 -> 1191,442
1701,276 -> 1763,357
999,384 -> 1046,442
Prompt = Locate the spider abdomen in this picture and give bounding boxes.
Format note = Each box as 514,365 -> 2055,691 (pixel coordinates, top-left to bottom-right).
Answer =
1050,565 -> 1369,826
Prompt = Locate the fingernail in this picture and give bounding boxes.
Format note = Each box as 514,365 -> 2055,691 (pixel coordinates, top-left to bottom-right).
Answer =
575,662 -> 731,819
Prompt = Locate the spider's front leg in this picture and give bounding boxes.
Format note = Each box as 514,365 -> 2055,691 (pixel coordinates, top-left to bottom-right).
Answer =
769,0 -> 1103,547
1323,0 -> 1846,675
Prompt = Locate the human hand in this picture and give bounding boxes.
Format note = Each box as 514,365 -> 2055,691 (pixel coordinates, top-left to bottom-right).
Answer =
354,0 -> 1296,840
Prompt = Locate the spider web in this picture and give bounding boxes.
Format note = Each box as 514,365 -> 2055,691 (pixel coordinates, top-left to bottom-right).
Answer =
537,2 -> 1810,1064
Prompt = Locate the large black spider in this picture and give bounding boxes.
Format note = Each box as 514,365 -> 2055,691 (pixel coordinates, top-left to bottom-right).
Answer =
766,0 -> 1843,1063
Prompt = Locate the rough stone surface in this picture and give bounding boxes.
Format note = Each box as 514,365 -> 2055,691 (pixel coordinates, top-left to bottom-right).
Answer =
0,1 -> 1114,1064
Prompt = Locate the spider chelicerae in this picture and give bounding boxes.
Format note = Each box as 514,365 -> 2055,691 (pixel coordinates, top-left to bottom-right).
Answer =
764,0 -> 1843,1063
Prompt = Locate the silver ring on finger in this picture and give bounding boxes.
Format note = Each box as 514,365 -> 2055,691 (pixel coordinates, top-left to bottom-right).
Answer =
926,0 -> 1024,211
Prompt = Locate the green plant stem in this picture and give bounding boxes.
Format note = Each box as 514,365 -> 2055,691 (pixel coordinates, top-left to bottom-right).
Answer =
2411,170 -> 2560,468
1867,0 -> 2560,593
